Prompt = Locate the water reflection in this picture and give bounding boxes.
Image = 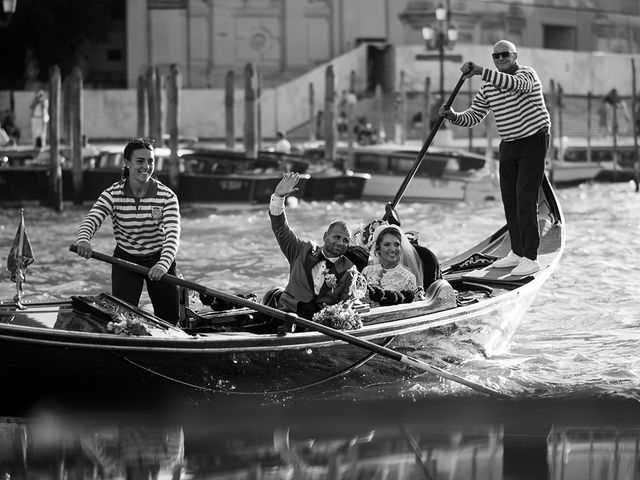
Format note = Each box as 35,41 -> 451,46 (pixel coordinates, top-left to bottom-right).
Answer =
0,420 -> 183,480
548,427 -> 640,480
2,400 -> 640,480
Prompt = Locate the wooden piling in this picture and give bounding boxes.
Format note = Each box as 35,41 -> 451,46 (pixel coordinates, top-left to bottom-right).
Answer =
374,84 -> 385,142
557,83 -> 564,142
587,91 -> 592,163
548,80 -> 556,152
225,70 -> 235,149
167,64 -> 181,189
48,66 -> 63,212
308,82 -> 316,142
62,76 -> 71,143
631,58 -> 640,192
146,67 -> 158,144
548,79 -> 556,186
243,63 -> 258,158
155,70 -> 165,146
423,76 -> 431,139
612,90 -> 619,182
393,71 -> 406,144
346,71 -> 356,171
400,71 -> 407,144
323,65 -> 336,162
137,74 -> 147,137
70,66 -> 83,205
257,71 -> 263,152
467,77 -> 473,150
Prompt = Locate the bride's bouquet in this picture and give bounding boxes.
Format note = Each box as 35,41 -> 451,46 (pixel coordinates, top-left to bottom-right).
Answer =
312,272 -> 368,330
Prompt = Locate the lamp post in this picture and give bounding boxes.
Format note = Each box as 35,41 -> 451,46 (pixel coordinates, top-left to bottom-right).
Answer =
421,3 -> 458,103
0,0 -> 17,27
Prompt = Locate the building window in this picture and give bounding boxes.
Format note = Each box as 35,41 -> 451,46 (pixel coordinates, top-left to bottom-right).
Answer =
543,25 -> 577,50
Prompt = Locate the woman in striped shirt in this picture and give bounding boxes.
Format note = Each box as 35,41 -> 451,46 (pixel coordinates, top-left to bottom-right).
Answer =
440,40 -> 551,277
74,138 -> 181,324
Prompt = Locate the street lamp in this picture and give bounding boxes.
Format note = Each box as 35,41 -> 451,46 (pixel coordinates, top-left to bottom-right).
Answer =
0,0 -> 17,27
421,3 -> 458,102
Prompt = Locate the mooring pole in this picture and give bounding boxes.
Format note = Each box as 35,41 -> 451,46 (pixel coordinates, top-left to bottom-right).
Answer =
48,66 -> 63,211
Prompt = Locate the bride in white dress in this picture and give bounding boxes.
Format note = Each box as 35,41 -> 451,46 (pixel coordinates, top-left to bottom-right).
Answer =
362,225 -> 419,294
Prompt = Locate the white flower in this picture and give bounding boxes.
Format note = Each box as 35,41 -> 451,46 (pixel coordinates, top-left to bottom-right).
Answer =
324,273 -> 338,289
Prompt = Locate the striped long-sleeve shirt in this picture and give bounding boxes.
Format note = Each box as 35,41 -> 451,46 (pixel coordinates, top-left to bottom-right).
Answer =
77,179 -> 180,271
450,65 -> 550,142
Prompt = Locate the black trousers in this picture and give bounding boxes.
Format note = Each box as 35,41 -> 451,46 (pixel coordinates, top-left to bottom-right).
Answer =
498,130 -> 549,260
112,246 -> 180,325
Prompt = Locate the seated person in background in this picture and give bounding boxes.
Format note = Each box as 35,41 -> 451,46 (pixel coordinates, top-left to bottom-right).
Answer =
269,172 -> 359,321
362,224 -> 422,306
274,131 -> 292,154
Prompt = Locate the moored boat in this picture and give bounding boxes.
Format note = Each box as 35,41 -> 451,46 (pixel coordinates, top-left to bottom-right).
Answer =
547,159 -> 604,186
0,175 -> 563,411
251,150 -> 371,201
0,146 -> 311,206
0,144 -> 372,205
302,143 -> 500,203
553,137 -> 639,183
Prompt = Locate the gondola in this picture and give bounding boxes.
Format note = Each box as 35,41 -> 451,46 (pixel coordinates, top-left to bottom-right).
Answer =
0,173 -> 563,412
0,75 -> 564,412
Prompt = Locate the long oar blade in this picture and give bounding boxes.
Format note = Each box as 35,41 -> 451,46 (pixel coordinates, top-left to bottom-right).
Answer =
70,245 -> 511,399
382,73 -> 468,225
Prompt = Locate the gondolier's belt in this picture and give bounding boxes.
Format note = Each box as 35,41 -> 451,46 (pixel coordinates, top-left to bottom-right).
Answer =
511,126 -> 549,143
114,245 -> 161,262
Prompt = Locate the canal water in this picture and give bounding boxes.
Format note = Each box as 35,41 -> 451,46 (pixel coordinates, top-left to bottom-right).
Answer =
1,179 -> 639,479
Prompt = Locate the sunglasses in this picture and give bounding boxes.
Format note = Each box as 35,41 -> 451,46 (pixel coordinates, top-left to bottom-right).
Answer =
492,51 -> 514,60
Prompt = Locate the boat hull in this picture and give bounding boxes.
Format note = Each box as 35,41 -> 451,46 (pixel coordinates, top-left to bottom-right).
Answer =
302,172 -> 371,201
0,280 -> 540,406
361,172 -> 499,203
548,160 -> 603,185
0,167 -> 310,205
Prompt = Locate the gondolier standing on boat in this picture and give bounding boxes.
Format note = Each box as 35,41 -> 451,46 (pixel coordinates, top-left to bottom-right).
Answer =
440,40 -> 551,276
74,138 -> 181,324
269,172 -> 358,324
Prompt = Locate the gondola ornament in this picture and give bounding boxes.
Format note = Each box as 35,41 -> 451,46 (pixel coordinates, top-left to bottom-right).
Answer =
6,209 -> 35,309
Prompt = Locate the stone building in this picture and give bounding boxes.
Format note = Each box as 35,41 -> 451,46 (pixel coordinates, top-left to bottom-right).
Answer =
89,0 -> 640,89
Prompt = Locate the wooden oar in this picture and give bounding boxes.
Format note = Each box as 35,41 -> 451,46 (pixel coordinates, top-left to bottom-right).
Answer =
383,72 -> 468,226
69,244 -> 511,399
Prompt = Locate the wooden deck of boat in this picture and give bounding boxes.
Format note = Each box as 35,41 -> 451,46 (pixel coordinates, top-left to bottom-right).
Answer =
456,219 -> 562,286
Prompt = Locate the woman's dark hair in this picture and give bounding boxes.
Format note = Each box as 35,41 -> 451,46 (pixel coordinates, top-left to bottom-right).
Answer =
375,227 -> 402,250
121,137 -> 154,179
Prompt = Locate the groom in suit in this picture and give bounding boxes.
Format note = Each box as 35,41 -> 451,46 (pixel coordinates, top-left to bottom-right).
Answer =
269,172 -> 359,321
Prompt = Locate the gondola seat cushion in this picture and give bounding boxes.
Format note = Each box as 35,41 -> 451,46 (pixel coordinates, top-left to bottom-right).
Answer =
412,243 -> 442,289
344,245 -> 369,272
